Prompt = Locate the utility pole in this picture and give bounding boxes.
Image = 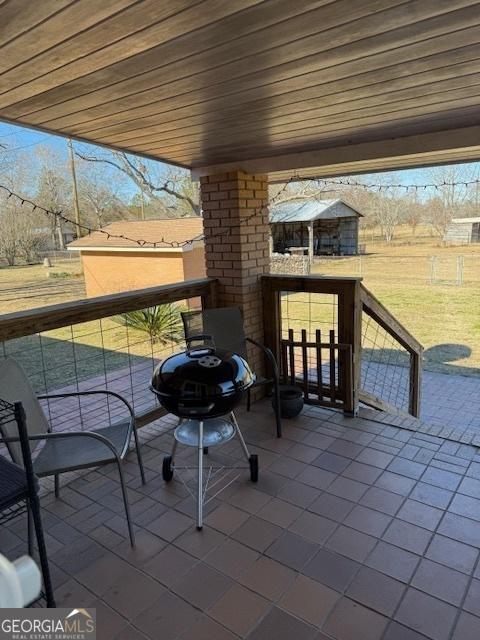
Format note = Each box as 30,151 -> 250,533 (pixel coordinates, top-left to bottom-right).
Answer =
140,189 -> 145,220
67,138 -> 82,238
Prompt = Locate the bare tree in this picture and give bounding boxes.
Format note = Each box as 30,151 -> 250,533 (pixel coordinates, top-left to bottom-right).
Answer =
35,146 -> 71,248
0,186 -> 48,265
75,149 -> 200,217
16,211 -> 49,263
402,193 -> 424,237
269,179 -> 337,205
426,165 -> 476,237
0,209 -> 19,265
77,162 -> 129,227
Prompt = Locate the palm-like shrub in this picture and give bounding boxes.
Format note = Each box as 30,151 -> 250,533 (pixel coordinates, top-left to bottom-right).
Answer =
117,303 -> 184,345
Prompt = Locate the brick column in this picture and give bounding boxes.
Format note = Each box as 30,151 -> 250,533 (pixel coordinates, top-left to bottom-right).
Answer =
200,170 -> 269,380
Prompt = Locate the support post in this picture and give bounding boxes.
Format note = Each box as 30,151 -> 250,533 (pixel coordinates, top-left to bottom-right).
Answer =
308,221 -> 314,264
200,171 -> 270,383
338,279 -> 362,415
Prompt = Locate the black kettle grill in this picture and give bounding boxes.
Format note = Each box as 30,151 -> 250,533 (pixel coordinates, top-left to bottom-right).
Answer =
150,340 -> 255,418
150,337 -> 258,530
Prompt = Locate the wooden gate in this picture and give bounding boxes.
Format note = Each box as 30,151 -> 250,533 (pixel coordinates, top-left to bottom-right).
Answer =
280,328 -> 354,412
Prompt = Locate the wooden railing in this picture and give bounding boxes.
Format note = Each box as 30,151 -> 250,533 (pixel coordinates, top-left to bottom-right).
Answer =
0,278 -> 218,428
0,273 -> 422,426
262,274 -> 423,417
0,278 -> 218,342
360,284 -> 423,417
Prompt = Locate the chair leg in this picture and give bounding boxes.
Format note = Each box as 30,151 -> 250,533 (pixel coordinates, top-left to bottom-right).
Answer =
132,426 -> 146,485
117,459 -> 135,546
28,496 -> 56,607
54,474 -> 60,498
247,388 -> 251,411
27,500 -> 34,557
273,375 -> 282,438
196,421 -> 204,531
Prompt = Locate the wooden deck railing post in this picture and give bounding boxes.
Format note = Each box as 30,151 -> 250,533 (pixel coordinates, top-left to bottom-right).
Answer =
409,350 -> 422,418
202,278 -> 218,309
262,277 -> 281,368
338,279 -> 362,415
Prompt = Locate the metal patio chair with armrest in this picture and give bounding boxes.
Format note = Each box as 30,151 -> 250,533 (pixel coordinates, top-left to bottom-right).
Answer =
181,307 -> 282,437
0,358 -> 146,546
0,398 -> 55,607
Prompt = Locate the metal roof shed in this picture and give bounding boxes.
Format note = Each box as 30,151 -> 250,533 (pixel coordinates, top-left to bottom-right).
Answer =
444,217 -> 480,244
269,199 -> 363,259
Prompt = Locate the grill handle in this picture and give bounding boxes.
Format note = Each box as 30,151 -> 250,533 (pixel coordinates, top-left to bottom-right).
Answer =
186,334 -> 216,353
177,402 -> 215,415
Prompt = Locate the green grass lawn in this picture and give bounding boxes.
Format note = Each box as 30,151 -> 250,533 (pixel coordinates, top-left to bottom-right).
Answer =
312,229 -> 480,376
1,232 -> 479,388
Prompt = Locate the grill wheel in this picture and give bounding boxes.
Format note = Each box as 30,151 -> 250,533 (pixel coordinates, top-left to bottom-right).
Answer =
162,455 -> 174,482
249,454 -> 259,482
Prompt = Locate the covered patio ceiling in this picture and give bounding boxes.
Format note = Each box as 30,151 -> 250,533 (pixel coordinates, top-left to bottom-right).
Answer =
1,0 -> 480,179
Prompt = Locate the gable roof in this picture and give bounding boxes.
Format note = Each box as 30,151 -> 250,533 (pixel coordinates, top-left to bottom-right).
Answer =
269,199 -> 363,224
68,218 -> 203,251
451,217 -> 480,224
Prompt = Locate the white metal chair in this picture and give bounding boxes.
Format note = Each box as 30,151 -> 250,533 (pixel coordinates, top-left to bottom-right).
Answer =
0,358 -> 145,546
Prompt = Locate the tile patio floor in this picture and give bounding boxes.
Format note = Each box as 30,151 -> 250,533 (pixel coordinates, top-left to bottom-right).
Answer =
5,400 -> 480,640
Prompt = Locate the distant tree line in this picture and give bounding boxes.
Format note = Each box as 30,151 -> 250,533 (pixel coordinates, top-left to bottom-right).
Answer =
1,139 -> 479,266
0,143 -> 200,266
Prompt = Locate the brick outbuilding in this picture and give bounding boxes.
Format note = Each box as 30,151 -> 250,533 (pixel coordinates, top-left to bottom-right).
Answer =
68,219 -> 205,297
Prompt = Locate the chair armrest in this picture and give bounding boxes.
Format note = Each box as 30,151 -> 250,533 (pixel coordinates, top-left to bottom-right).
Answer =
38,390 -> 135,422
1,430 -> 120,459
246,338 -> 279,378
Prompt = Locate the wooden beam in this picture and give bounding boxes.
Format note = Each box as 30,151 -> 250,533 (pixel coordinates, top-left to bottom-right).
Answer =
358,390 -> 410,417
0,278 -> 218,341
191,125 -> 480,178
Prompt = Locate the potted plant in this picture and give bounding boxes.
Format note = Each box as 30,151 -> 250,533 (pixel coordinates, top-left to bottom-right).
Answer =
272,384 -> 304,418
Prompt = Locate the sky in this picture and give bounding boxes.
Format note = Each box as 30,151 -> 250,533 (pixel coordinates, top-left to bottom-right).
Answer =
1,120 -> 479,199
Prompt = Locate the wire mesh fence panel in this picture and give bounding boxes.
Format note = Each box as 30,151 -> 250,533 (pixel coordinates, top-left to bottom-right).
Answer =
0,300 -> 195,432
279,291 -> 346,404
280,291 -> 338,339
360,311 -> 411,413
460,255 -> 480,284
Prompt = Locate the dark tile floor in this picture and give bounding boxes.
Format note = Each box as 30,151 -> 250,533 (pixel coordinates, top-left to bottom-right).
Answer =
5,401 -> 480,640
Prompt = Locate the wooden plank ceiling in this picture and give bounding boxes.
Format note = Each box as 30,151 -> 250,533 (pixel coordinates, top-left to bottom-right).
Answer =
1,0 -> 480,174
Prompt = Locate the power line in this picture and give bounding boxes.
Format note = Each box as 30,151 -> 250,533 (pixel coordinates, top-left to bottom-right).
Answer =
0,136 -> 50,152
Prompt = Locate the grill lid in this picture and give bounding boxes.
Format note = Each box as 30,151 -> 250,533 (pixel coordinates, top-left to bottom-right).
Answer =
151,346 -> 255,400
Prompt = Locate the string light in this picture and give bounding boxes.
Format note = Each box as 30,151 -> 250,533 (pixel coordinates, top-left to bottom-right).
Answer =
1,174 -> 477,248
298,176 -> 480,191
0,178 -> 294,248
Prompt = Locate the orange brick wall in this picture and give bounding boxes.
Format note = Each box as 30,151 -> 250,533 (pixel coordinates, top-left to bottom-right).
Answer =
182,246 -> 207,282
200,170 -> 269,381
80,249 -> 205,297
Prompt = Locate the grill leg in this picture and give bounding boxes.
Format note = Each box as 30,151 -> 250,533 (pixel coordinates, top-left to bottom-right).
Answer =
170,438 -> 178,462
197,420 -> 203,530
230,412 -> 250,463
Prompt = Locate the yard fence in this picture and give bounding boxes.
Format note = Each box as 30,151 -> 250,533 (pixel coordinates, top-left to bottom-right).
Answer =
313,254 -> 479,286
